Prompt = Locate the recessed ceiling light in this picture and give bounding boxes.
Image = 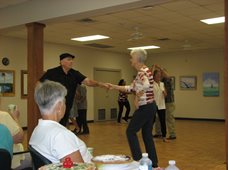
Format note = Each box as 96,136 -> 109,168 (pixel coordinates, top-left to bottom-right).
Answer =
200,16 -> 225,25
71,35 -> 110,42
128,45 -> 160,50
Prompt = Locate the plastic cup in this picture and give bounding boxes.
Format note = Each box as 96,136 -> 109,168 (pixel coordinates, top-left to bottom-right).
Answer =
8,104 -> 16,114
88,147 -> 94,157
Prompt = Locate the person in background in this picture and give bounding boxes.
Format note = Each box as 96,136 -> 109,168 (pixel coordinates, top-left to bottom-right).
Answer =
77,84 -> 89,135
40,53 -> 109,127
153,69 -> 168,142
0,104 -> 32,169
29,80 -> 92,163
117,79 -> 131,123
69,91 -> 80,134
108,49 -> 159,168
153,65 -> 177,140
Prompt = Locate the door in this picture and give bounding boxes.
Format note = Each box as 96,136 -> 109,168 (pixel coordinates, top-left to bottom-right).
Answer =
94,68 -> 121,121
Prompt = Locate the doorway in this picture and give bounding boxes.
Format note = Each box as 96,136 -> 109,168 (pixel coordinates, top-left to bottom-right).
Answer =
94,68 -> 121,121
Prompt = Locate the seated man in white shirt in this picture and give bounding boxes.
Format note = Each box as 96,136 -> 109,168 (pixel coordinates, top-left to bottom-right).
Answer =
29,80 -> 92,163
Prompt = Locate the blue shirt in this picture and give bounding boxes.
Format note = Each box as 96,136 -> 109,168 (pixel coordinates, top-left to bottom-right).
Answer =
0,124 -> 13,158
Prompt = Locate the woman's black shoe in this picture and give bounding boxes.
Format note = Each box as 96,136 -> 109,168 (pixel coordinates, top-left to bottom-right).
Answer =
122,117 -> 128,122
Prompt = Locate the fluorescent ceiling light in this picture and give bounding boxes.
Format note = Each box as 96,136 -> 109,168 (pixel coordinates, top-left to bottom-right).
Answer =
71,35 -> 109,42
128,45 -> 160,50
200,16 -> 225,25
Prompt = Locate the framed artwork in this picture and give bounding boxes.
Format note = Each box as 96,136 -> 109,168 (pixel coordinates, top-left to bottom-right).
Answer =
21,70 -> 28,98
203,72 -> 219,97
0,70 -> 15,96
180,76 -> 197,90
170,76 -> 175,90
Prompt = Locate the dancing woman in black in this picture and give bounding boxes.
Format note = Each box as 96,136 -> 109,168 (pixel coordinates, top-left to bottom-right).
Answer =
117,79 -> 131,123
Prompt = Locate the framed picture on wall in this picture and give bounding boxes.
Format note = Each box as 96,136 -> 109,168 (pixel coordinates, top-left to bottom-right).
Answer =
180,76 -> 197,90
203,72 -> 219,97
0,70 -> 15,96
21,70 -> 28,99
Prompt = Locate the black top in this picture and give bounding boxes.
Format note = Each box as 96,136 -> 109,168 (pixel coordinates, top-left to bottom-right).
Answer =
162,77 -> 174,103
40,66 -> 86,113
118,92 -> 128,102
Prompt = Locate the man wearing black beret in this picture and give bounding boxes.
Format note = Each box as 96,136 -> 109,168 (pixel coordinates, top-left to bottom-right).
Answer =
40,53 -> 109,126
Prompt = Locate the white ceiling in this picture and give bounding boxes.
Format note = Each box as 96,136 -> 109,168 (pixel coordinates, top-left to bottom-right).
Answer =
0,0 -> 225,54
0,0 -> 30,9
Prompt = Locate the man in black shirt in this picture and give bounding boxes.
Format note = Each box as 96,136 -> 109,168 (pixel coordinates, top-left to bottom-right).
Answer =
40,53 -> 109,126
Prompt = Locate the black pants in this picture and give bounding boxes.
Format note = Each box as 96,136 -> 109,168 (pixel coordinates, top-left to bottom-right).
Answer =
157,109 -> 167,137
126,102 -> 158,167
77,109 -> 89,133
118,101 -> 130,122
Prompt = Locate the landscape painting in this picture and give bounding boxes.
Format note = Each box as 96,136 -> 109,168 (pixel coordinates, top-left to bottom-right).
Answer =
180,76 -> 197,90
0,70 -> 15,96
203,72 -> 219,97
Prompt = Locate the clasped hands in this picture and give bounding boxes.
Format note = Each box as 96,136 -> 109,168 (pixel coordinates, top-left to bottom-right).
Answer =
99,83 -> 121,91
103,83 -> 115,90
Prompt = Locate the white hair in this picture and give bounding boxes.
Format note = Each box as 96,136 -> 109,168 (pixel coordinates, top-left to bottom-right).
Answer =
34,80 -> 67,115
130,48 -> 147,63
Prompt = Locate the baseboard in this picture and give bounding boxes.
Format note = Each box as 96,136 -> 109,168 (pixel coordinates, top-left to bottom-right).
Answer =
129,116 -> 224,122
87,120 -> 94,123
175,117 -> 225,122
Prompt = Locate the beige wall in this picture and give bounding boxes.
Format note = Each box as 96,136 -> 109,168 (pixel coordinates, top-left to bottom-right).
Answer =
0,36 -> 135,127
0,36 -> 225,127
147,48 -> 224,120
0,36 -> 27,126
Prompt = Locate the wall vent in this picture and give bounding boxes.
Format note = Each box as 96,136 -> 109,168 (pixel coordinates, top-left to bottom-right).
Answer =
157,38 -> 170,41
78,18 -> 96,23
110,108 -> 117,119
98,109 -> 106,120
85,43 -> 113,48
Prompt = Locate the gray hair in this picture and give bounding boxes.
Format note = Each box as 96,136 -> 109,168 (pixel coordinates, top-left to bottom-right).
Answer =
130,48 -> 147,63
34,80 -> 67,115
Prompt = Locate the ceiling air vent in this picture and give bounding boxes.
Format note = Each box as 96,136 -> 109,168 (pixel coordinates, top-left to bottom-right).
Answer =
79,18 -> 96,23
85,43 -> 113,48
157,38 -> 170,41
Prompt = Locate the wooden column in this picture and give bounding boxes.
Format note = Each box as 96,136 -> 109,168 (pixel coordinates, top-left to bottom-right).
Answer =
225,0 -> 228,169
26,22 -> 45,142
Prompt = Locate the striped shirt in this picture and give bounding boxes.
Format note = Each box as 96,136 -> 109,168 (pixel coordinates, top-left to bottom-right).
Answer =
125,66 -> 154,106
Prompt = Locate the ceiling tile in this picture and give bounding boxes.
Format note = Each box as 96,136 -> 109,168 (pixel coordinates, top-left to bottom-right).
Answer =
0,0 -> 224,54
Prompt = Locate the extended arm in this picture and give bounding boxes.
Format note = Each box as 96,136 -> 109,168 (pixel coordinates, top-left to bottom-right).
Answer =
151,64 -> 156,74
155,64 -> 169,78
9,109 -> 24,144
82,78 -> 109,89
60,150 -> 84,163
113,84 -> 128,92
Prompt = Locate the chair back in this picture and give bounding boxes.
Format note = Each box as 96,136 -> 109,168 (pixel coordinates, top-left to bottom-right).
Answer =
28,145 -> 51,169
0,148 -> 12,170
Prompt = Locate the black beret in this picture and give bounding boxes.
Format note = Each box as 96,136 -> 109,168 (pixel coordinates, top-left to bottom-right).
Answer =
59,53 -> 75,60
